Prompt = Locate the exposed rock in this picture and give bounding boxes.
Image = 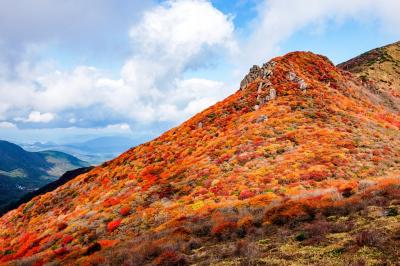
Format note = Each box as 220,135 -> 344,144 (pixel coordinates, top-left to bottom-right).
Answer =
299,80 -> 308,90
287,71 -> 308,91
198,122 -> 203,129
257,82 -> 264,93
240,62 -> 275,90
287,72 -> 296,81
269,88 -> 277,99
254,105 -> 260,111
255,115 -> 268,123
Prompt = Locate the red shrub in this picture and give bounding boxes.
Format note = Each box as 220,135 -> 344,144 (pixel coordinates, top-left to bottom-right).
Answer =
211,221 -> 236,239
103,197 -> 121,208
107,219 -> 122,232
119,206 -> 131,216
57,222 -> 68,231
53,247 -> 68,256
239,189 -> 255,200
153,250 -> 186,266
62,235 -> 73,245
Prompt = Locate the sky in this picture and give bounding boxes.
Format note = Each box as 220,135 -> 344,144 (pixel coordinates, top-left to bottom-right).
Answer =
0,0 -> 399,144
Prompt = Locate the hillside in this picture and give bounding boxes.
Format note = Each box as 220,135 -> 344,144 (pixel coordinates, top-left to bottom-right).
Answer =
0,140 -> 89,211
338,41 -> 400,112
0,167 -> 93,216
0,50 -> 400,265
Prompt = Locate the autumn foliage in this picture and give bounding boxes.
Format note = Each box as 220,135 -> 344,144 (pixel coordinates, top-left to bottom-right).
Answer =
0,51 -> 399,265
107,219 -> 122,232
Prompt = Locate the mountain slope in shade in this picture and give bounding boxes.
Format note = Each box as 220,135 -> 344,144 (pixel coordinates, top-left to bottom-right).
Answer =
0,167 -> 93,217
0,140 -> 89,211
1,51 -> 400,265
338,41 -> 400,112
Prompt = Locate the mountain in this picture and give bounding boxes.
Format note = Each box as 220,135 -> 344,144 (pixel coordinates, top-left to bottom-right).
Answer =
22,136 -> 139,165
338,41 -> 400,112
0,166 -> 93,216
0,140 -> 89,211
1,48 -> 400,265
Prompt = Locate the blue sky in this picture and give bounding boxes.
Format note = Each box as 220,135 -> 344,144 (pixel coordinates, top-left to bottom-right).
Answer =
0,0 -> 399,144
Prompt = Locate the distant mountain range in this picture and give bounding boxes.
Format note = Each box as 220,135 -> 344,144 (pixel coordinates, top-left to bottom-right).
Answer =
21,136 -> 139,165
0,140 -> 89,210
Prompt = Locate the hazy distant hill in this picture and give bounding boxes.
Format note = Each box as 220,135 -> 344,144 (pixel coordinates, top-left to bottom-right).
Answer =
22,136 -> 139,165
0,140 -> 89,210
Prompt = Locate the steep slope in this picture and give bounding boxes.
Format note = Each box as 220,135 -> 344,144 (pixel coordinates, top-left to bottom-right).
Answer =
0,140 -> 89,211
1,51 -> 400,265
338,41 -> 400,112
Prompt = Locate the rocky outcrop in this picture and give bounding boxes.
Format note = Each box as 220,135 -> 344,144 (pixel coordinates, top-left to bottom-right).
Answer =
240,61 -> 276,90
287,71 -> 308,91
240,61 -> 279,111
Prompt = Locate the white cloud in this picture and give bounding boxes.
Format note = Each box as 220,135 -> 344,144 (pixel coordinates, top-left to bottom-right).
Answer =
0,121 -> 16,129
0,0 -> 236,127
105,123 -> 131,131
1,0 -> 400,133
240,0 -> 400,68
129,0 -> 237,62
15,111 -> 55,123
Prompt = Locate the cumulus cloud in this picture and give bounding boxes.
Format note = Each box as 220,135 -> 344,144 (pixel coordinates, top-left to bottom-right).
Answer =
0,121 -> 17,129
240,0 -> 400,67
15,111 -> 55,123
0,0 -> 236,128
105,123 -> 131,131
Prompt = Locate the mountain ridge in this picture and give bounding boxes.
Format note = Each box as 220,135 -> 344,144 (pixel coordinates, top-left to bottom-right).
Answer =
337,41 -> 400,112
0,140 -> 89,212
0,49 -> 399,265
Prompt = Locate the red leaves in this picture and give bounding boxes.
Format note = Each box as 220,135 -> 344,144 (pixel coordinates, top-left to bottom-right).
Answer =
103,197 -> 121,208
211,221 -> 236,237
300,170 -> 330,182
101,177 -> 111,186
57,222 -> 68,231
378,114 -> 400,128
107,219 -> 122,232
53,247 -> 68,256
62,235 -> 73,245
141,174 -> 158,191
154,250 -> 186,265
119,206 -> 131,216
238,189 -> 255,200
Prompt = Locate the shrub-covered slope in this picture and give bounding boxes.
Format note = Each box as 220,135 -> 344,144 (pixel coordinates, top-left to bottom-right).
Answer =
338,41 -> 400,112
0,51 -> 399,265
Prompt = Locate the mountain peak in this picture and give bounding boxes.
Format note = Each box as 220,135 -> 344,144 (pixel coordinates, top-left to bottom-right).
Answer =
337,40 -> 400,111
240,51 -> 340,97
